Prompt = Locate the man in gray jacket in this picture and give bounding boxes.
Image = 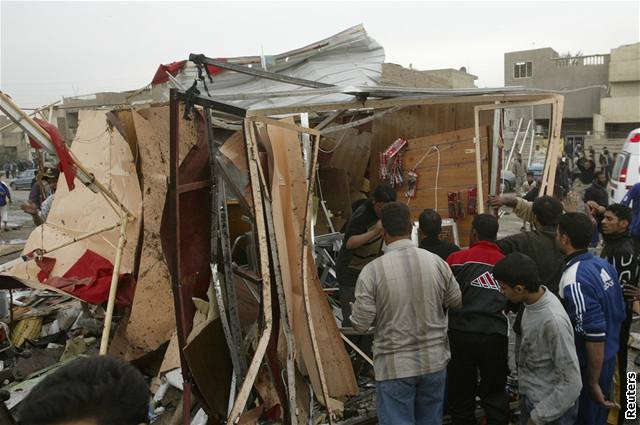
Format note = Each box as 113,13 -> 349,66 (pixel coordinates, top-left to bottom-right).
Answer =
494,253 -> 582,425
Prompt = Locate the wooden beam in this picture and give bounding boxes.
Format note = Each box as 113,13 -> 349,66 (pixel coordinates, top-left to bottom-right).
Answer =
247,93 -> 556,117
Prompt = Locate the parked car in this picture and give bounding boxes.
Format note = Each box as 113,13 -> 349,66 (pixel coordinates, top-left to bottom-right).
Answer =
609,128 -> 640,203
528,162 -> 544,180
501,169 -> 515,192
9,169 -> 37,190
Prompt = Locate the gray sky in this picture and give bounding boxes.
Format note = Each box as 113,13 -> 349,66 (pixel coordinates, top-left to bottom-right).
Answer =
1,1 -> 638,108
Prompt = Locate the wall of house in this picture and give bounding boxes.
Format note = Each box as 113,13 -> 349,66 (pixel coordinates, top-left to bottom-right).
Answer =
504,48 -> 609,121
381,63 -> 477,89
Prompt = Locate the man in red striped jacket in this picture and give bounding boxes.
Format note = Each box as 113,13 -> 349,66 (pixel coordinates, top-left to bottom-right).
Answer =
446,214 -> 509,425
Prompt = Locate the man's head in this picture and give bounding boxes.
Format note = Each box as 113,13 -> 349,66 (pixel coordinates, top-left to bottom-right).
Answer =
526,172 -> 534,184
594,171 -> 606,186
418,209 -> 442,239
17,356 -> 149,425
381,202 -> 412,244
516,152 -> 522,161
532,195 -> 563,227
556,212 -> 594,254
470,214 -> 499,244
44,168 -> 60,191
493,253 -> 541,303
601,203 -> 632,235
372,184 -> 397,217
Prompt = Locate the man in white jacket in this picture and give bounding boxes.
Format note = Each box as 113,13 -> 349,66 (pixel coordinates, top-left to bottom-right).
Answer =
494,253 -> 582,425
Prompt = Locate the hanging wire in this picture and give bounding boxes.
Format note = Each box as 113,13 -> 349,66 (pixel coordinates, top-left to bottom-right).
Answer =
317,113 -> 357,154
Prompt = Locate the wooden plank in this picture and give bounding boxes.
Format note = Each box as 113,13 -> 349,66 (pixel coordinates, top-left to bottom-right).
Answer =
264,119 -> 357,399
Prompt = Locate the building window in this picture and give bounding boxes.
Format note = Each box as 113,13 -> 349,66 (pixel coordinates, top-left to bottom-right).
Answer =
514,61 -> 532,78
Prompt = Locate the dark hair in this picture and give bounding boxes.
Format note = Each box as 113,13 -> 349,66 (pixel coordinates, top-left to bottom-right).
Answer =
493,253 -> 541,292
558,213 -> 594,250
17,356 -> 149,425
532,196 -> 563,226
419,209 -> 442,237
472,214 -> 498,240
372,184 -> 397,203
606,203 -> 632,226
526,171 -> 534,177
381,202 -> 412,236
594,170 -> 605,179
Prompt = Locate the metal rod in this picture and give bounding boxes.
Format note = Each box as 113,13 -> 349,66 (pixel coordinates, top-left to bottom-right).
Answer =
518,120 -> 532,154
505,117 -> 523,170
99,217 -> 127,355
340,333 -> 373,366
190,54 -> 333,89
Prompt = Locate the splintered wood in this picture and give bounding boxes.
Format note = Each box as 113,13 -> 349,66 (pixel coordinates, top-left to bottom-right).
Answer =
109,106 -> 199,360
257,119 -> 358,399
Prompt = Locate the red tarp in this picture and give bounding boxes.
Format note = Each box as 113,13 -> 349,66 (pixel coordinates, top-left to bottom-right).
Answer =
151,59 -> 227,85
29,118 -> 77,191
36,249 -> 135,306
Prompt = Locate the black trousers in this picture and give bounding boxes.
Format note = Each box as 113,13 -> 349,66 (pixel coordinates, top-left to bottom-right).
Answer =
447,329 -> 510,425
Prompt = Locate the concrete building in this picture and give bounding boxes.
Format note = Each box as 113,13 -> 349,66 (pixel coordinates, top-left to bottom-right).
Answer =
504,47 -> 610,137
0,115 -> 30,165
504,43 -> 640,155
598,42 -> 640,138
381,63 -> 478,88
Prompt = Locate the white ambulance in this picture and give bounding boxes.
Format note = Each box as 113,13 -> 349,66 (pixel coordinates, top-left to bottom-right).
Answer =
609,129 -> 640,203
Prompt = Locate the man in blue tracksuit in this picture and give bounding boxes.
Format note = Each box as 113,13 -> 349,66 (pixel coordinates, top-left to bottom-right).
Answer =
621,180 -> 640,254
556,213 -> 626,425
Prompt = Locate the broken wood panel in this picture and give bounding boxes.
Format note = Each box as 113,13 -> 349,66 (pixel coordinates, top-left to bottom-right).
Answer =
264,120 -> 357,398
329,130 -> 371,191
220,130 -> 248,173
370,103 -> 494,189
184,318 -> 233,421
110,106 -> 207,360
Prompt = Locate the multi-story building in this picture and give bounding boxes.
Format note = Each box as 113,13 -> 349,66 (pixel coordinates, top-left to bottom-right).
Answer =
504,42 -> 640,155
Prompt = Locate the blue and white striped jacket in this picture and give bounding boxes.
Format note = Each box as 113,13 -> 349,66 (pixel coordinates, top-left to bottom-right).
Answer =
559,251 -> 626,365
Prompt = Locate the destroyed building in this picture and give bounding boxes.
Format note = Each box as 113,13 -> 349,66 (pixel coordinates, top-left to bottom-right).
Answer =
0,25 -> 566,424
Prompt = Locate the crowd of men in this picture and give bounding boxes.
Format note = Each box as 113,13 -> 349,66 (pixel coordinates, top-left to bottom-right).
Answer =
339,177 -> 640,425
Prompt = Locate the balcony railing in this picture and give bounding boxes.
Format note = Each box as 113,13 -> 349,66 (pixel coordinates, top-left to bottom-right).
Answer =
554,54 -> 609,68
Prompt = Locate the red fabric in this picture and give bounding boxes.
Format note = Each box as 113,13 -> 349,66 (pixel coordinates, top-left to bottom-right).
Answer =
36,250 -> 135,306
150,59 -> 227,85
30,118 -> 77,191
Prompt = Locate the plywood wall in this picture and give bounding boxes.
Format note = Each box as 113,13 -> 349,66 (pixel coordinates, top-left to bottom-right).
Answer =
371,103 -> 495,247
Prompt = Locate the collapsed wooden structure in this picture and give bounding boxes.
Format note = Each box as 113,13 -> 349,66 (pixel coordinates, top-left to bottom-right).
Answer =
166,77 -> 565,423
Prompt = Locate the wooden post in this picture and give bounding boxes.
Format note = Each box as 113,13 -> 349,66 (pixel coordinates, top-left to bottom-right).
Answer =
99,217 -> 127,355
474,107 -> 485,213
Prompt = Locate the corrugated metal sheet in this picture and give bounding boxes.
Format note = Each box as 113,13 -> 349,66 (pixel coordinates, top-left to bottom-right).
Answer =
151,24 -> 385,110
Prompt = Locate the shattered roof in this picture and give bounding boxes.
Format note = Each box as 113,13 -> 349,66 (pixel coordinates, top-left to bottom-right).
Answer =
151,24 -> 385,109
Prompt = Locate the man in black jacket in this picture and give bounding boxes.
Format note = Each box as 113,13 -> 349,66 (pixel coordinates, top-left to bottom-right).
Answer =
496,196 -> 565,295
594,203 -> 638,423
418,209 -> 460,261
446,214 -> 509,425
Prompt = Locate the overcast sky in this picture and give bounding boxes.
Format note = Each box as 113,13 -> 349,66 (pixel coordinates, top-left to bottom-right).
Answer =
1,1 -> 638,108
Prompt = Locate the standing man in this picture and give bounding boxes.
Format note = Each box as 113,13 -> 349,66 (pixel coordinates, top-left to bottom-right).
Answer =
621,178 -> 640,253
556,213 -> 626,425
585,171 -> 609,247
493,253 -> 582,425
0,179 -> 11,231
418,208 -> 460,261
591,203 -> 638,424
446,214 -> 510,425
336,183 -> 396,326
519,172 -> 537,231
351,202 -> 462,425
511,152 -> 527,190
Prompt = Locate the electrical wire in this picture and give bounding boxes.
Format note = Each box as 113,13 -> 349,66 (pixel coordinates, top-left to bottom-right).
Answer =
317,113 -> 357,154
